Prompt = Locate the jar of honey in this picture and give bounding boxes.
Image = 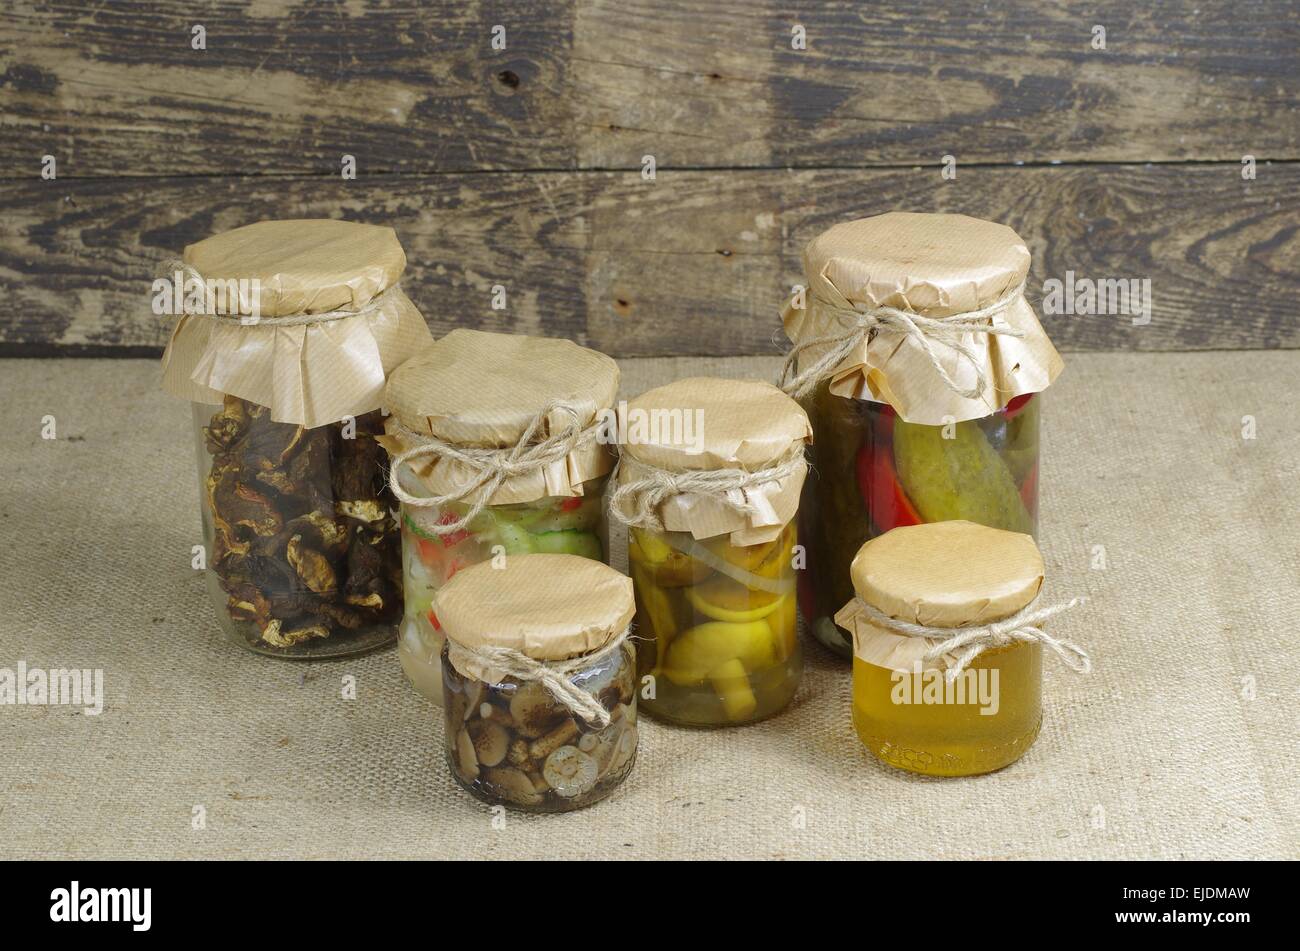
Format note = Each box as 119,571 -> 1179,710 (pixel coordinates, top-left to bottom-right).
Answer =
835,520 -> 1088,776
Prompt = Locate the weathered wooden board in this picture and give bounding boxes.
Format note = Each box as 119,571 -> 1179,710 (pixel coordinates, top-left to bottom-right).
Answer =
3,0 -> 1295,177
3,163 -> 1294,356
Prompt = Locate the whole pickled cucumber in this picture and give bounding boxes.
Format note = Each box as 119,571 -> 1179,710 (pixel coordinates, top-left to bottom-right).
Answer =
893,417 -> 1032,534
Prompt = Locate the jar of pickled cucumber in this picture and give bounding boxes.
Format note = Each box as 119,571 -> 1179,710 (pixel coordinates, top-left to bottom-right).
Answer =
611,378 -> 812,727
780,213 -> 1064,657
160,219 -> 433,657
436,554 -> 638,812
835,520 -> 1089,777
379,330 -> 620,702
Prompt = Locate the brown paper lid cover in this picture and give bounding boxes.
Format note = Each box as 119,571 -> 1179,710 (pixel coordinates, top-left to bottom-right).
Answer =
160,219 -> 432,426
848,520 -> 1044,628
184,218 -> 405,316
782,212 -> 1064,424
385,329 -> 620,447
619,377 -> 811,471
436,554 -> 635,661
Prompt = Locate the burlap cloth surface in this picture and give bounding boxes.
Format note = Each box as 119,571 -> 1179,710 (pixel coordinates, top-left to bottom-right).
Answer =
0,353 -> 1295,860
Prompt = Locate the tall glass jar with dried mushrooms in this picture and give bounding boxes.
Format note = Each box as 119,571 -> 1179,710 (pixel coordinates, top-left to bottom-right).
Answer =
436,554 -> 637,812
161,219 -> 433,657
835,521 -> 1089,776
610,378 -> 812,727
780,213 -> 1064,658
380,330 -> 619,703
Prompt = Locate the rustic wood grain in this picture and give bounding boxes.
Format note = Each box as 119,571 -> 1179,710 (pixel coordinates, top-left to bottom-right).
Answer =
3,0 -> 1295,177
3,163 -> 1294,356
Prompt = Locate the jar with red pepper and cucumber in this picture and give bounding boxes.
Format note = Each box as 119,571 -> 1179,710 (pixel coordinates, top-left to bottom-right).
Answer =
379,329 -> 621,702
611,378 -> 813,726
780,212 -> 1064,658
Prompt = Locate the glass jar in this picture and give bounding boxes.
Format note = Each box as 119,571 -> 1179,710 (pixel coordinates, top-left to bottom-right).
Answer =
194,396 -> 402,658
836,520 -> 1066,777
442,639 -> 637,812
613,377 -> 811,727
162,218 -> 433,657
780,213 -> 1063,661
800,380 -> 1040,657
852,642 -> 1042,776
435,553 -> 638,812
396,474 -> 611,703
630,521 -> 802,726
382,329 -> 621,701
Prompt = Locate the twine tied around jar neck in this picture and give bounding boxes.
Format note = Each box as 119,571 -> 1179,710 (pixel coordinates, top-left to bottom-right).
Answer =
607,445 -> 806,532
158,260 -> 401,326
387,398 -> 603,536
446,629 -> 630,728
854,595 -> 1091,681
779,281 -> 1028,401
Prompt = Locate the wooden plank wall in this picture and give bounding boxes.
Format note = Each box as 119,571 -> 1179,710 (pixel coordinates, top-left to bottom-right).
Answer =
1,0 -> 1297,356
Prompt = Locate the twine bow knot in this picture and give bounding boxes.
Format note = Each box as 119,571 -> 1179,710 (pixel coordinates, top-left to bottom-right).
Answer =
446,629 -> 630,727
856,595 -> 1090,681
388,398 -> 603,536
607,446 -> 806,531
779,281 -> 1027,401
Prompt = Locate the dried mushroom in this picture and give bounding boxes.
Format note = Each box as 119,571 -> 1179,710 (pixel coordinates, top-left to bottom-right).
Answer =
201,395 -> 401,653
442,645 -> 638,812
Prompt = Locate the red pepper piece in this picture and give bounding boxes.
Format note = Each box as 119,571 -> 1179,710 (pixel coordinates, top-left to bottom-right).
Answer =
1003,393 -> 1035,419
1019,462 -> 1039,520
857,443 -> 923,533
558,496 -> 583,512
415,535 -> 443,570
435,511 -> 471,547
426,609 -> 442,631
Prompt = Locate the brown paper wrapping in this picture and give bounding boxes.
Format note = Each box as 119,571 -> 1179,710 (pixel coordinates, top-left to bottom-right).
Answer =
617,377 -> 812,545
834,520 -> 1044,672
160,219 -> 433,427
782,212 -> 1064,425
437,554 -> 635,679
380,329 -> 620,506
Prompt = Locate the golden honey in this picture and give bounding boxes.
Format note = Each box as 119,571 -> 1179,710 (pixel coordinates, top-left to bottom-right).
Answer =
852,642 -> 1042,777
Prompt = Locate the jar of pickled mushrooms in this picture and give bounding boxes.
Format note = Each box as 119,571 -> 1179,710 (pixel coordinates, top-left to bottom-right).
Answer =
436,554 -> 638,811
379,330 -> 619,703
160,219 -> 433,658
780,212 -> 1064,658
835,521 -> 1089,776
611,377 -> 812,727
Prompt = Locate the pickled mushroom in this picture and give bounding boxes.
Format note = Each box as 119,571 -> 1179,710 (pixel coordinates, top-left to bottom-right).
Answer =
481,766 -> 543,806
467,720 -> 510,768
542,746 -> 599,798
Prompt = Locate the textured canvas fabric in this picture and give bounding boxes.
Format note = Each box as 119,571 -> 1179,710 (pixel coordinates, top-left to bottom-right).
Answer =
0,353 -> 1295,860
